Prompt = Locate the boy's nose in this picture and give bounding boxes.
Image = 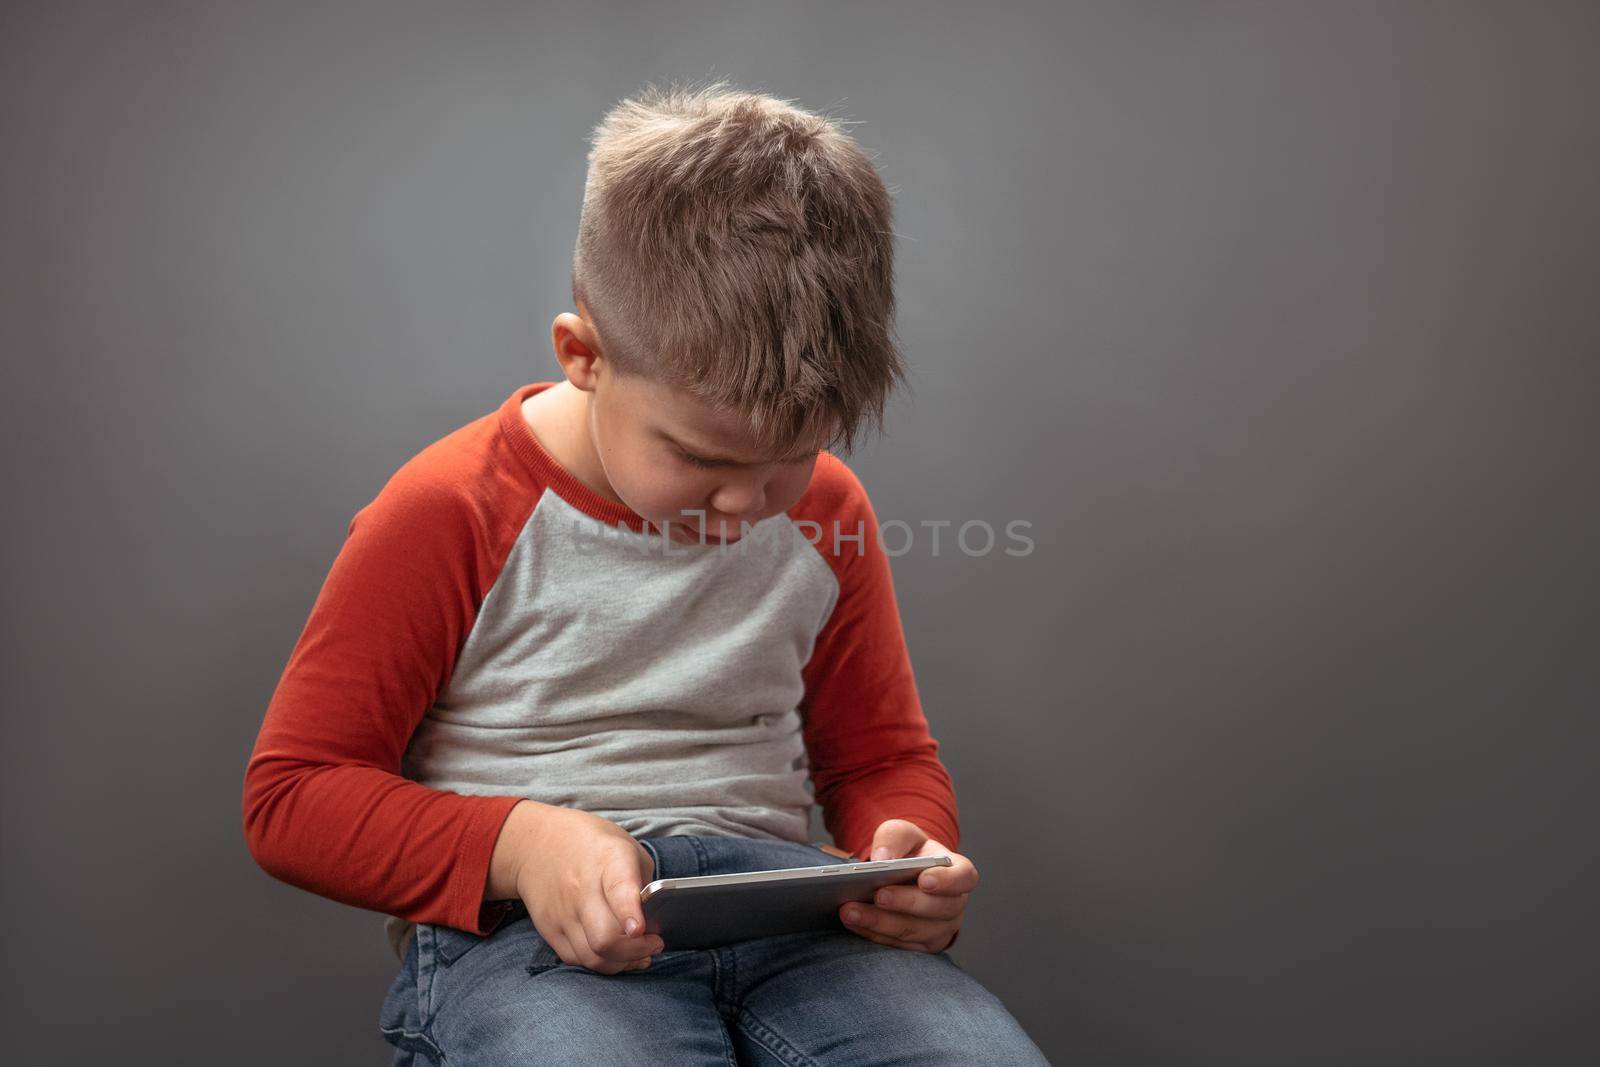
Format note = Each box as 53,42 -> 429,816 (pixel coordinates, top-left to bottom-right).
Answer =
711,481 -> 766,518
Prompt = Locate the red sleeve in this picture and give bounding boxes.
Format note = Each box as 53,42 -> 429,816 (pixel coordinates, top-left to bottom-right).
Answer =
241,465 -> 528,935
794,454 -> 960,861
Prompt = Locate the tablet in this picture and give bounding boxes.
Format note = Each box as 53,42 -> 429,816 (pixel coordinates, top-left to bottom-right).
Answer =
638,855 -> 953,950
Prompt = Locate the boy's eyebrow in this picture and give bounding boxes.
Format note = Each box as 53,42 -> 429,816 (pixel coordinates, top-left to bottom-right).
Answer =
656,427 -> 818,465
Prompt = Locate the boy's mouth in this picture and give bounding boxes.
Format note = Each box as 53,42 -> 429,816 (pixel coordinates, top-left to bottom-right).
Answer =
672,520 -> 736,545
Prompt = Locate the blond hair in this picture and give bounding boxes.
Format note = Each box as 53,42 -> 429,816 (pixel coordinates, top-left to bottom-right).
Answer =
571,79 -> 907,458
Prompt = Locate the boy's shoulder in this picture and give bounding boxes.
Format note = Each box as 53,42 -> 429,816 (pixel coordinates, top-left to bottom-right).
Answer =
348,388 -> 539,546
786,451 -> 893,572
789,450 -> 876,522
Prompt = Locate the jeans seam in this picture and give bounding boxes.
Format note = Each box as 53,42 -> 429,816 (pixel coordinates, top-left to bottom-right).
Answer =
736,1005 -> 820,1067
686,834 -> 710,875
716,1014 -> 741,1067
412,925 -> 457,1066
379,1022 -> 449,1066
724,942 -> 742,1011
417,925 -> 438,1033
710,943 -> 729,1016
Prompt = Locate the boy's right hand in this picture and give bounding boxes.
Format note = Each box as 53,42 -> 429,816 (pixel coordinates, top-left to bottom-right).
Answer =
508,804 -> 665,974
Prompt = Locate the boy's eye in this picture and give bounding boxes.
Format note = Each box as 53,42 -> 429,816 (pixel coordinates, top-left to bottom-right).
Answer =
673,444 -> 816,469
677,449 -> 721,470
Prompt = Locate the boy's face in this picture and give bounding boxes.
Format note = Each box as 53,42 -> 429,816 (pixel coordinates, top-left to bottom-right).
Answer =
556,307 -> 826,545
592,369 -> 823,545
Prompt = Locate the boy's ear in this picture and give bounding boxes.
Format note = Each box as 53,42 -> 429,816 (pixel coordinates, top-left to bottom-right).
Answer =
551,312 -> 604,391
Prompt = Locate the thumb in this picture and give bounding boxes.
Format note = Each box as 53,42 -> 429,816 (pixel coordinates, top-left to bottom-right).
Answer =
866,818 -> 929,862
602,853 -> 647,938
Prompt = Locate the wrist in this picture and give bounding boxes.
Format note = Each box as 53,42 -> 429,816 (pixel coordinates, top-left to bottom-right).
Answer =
485,799 -> 550,901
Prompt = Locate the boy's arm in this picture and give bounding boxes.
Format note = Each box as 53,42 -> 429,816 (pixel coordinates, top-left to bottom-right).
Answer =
797,458 -> 960,860
241,474 -> 527,935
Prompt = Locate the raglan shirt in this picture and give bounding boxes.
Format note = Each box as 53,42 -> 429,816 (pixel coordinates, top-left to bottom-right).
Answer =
241,381 -> 959,959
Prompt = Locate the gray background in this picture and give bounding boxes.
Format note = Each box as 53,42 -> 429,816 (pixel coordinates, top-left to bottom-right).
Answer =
3,2 -> 1596,1064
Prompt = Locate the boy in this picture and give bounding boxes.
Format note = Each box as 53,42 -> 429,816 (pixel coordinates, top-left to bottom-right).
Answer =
242,80 -> 1049,1065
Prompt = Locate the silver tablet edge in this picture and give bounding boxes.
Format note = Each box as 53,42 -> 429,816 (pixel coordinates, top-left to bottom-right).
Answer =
639,855 -> 952,900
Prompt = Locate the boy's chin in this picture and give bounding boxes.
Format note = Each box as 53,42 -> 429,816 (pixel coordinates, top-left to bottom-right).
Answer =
660,519 -> 737,545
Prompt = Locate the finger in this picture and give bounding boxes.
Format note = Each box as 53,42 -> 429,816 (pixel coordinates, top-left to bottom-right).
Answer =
580,884 -> 663,965
543,927 -> 580,969
613,943 -> 657,974
917,856 -> 979,895
571,932 -> 653,975
573,897 -> 648,973
573,902 -> 629,969
840,902 -> 945,947
840,915 -> 942,953
598,856 -> 663,956
601,854 -> 650,944
566,918 -> 613,972
872,887 -> 968,920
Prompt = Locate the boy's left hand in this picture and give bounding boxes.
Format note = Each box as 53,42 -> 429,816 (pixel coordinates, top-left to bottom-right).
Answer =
838,818 -> 975,953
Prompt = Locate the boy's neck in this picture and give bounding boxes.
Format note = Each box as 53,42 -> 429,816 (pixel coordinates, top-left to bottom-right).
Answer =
520,380 -> 627,506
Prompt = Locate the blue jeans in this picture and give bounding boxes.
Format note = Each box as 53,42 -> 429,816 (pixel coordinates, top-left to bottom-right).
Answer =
379,834 -> 1051,1065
